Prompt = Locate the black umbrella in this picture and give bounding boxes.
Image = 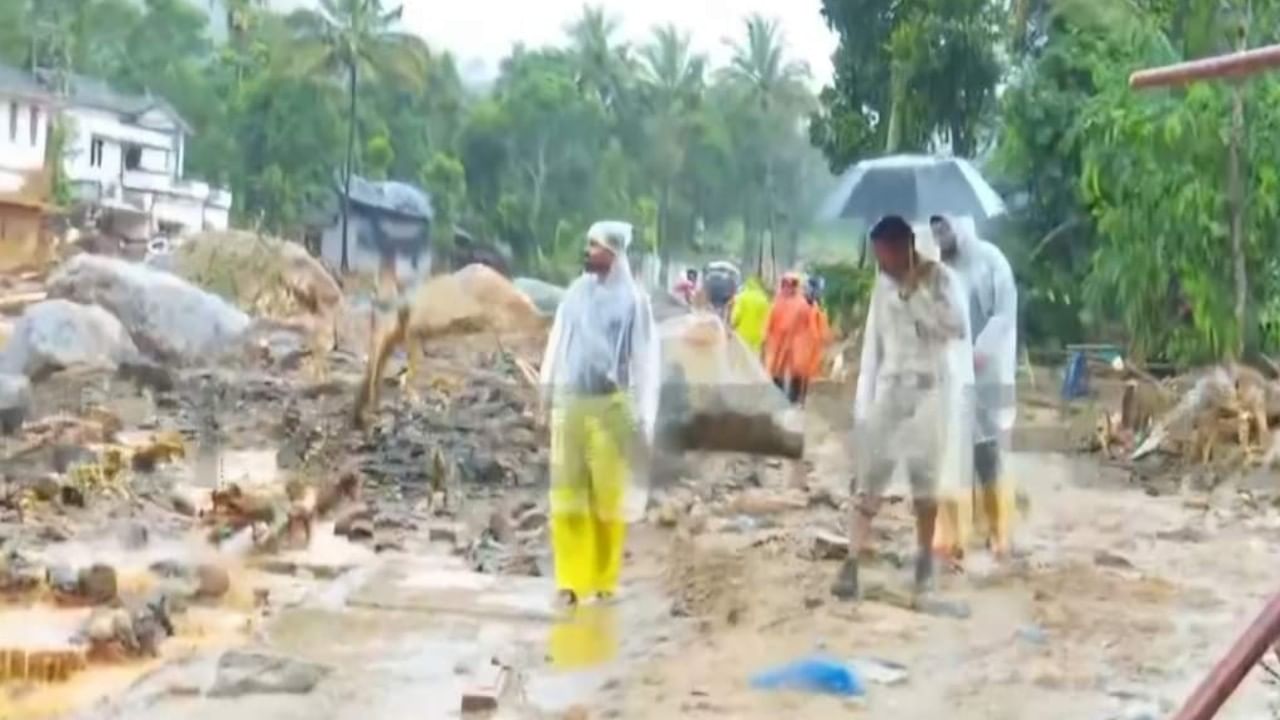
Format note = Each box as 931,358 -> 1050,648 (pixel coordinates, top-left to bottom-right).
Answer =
819,154 -> 1006,225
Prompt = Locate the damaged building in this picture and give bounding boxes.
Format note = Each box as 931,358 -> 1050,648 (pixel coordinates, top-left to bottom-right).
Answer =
0,62 -> 233,249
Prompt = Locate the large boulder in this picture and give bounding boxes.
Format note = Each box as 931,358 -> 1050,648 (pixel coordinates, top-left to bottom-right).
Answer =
657,313 -> 803,459
46,255 -> 250,366
0,300 -> 141,378
171,231 -> 342,319
453,264 -> 545,333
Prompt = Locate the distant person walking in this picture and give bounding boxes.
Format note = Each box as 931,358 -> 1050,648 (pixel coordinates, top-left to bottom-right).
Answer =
763,272 -> 821,404
730,275 -> 771,355
539,221 -> 661,609
674,268 -> 699,306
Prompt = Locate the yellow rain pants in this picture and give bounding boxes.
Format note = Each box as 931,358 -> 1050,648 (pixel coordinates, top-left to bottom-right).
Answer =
549,393 -> 632,598
934,468 -> 1019,560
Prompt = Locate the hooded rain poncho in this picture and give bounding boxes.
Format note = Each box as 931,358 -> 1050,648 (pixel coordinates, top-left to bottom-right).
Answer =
538,221 -> 661,598
854,261 -> 975,511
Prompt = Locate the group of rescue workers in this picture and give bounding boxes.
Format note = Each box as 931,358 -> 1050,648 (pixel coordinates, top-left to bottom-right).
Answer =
538,213 -> 1018,610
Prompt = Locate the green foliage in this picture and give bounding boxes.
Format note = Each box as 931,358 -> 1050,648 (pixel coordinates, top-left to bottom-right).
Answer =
811,0 -> 1002,167
0,0 -> 828,284
809,261 -> 875,333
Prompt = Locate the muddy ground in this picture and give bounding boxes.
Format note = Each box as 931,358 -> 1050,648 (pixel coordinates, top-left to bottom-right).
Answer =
1,351 -> 1279,719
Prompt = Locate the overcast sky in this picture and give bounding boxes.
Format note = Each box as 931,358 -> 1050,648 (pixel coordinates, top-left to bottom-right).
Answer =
291,0 -> 839,88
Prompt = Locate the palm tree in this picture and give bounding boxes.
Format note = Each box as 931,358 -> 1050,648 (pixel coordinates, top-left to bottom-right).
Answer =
720,15 -> 810,275
720,15 -> 810,113
566,5 -> 632,111
640,25 -> 705,111
640,25 -> 706,257
289,0 -> 426,272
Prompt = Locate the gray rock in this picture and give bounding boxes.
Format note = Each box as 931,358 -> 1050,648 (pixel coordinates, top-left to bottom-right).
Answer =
0,300 -> 140,378
79,563 -> 120,605
0,373 -> 30,435
46,255 -> 250,366
207,651 -> 330,697
512,277 -> 565,316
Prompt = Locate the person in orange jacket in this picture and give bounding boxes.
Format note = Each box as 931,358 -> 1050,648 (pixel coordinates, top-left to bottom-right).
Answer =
763,272 -> 822,404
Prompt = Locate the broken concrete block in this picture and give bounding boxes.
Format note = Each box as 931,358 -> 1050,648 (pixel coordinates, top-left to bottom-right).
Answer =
461,662 -> 511,713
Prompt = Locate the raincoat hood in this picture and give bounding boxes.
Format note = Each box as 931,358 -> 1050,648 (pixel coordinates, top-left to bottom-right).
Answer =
939,214 -> 1018,438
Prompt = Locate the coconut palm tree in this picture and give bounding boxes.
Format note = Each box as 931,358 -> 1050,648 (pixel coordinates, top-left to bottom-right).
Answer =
639,25 -> 706,257
719,15 -> 810,113
566,5 -> 632,111
720,15 -> 810,274
288,0 -> 426,272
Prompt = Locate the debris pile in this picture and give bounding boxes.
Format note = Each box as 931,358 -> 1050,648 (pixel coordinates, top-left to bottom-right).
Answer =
1094,363 -> 1280,468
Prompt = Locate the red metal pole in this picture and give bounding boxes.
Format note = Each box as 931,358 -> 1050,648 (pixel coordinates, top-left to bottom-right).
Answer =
1130,44 -> 1280,89
1170,592 -> 1280,720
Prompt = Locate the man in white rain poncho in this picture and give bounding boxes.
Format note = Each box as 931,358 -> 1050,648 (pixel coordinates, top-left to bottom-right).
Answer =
931,214 -> 1019,562
832,215 -> 974,601
539,221 -> 661,609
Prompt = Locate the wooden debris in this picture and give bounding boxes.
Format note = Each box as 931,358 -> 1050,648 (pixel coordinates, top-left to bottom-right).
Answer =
1127,364 -> 1278,465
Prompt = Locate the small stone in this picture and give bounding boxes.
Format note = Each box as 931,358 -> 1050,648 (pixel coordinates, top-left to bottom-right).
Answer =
207,651 -> 330,697
60,484 -> 86,509
461,663 -> 511,713
1017,624 -> 1049,645
346,519 -> 374,542
78,564 -> 118,605
32,475 -> 62,503
428,524 -> 461,545
514,507 -> 547,532
195,564 -> 230,600
169,491 -> 197,517
333,505 -> 374,537
1094,550 -> 1134,569
810,528 -> 849,560
46,564 -> 79,595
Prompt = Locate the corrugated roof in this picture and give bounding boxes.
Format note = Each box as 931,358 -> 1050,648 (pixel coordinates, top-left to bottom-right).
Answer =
0,63 -> 54,103
342,175 -> 434,221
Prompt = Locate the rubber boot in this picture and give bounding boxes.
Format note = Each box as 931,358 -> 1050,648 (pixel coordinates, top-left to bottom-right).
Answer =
831,557 -> 859,601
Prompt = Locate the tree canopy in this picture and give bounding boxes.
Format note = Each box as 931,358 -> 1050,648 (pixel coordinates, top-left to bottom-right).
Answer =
0,1 -> 830,283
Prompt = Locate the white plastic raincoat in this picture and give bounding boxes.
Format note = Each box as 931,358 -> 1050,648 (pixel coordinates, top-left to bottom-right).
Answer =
539,221 -> 662,526
854,261 -> 975,504
943,215 -> 1018,441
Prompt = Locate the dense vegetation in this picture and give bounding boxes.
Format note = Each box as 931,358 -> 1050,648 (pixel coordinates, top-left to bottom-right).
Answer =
0,0 -> 829,285
4,0 -> 1280,362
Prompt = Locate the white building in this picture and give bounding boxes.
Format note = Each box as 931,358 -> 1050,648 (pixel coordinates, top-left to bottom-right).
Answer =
0,65 -> 54,195
0,65 -> 233,240
0,65 -> 56,270
58,73 -> 233,239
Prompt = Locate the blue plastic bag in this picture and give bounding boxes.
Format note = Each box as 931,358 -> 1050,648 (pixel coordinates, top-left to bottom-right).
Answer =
749,656 -> 865,697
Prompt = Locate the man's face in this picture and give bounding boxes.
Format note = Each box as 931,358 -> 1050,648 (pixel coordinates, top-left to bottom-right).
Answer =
780,277 -> 799,296
932,219 -> 957,257
583,238 -> 615,274
687,270 -> 698,283
873,236 -> 912,279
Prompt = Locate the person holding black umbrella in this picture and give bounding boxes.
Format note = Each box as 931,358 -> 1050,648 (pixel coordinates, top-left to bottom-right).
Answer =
832,215 -> 975,600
